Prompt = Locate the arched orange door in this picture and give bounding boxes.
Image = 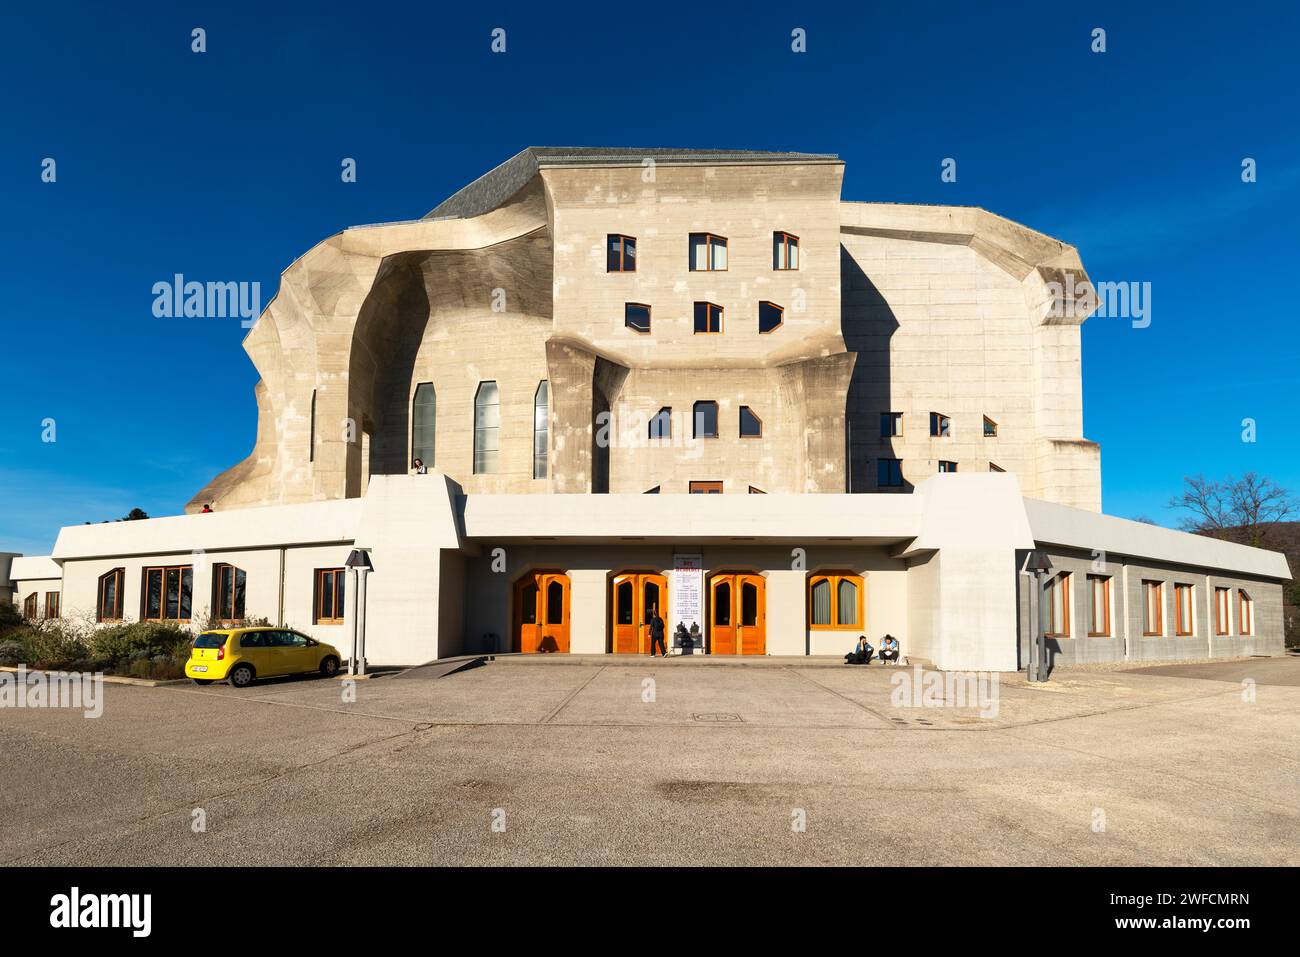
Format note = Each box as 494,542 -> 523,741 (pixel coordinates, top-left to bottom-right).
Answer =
708,572 -> 765,655
611,572 -> 669,654
514,572 -> 570,653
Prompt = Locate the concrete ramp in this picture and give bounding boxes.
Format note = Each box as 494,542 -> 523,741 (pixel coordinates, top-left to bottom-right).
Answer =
393,655 -> 490,680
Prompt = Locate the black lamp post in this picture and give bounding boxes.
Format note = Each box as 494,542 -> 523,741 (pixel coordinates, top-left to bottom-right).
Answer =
1024,550 -> 1053,682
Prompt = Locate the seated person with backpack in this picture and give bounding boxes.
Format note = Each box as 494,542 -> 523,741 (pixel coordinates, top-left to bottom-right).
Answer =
844,636 -> 873,665
878,634 -> 901,665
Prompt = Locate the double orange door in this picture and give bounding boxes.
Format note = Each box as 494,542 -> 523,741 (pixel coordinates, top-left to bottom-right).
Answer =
709,573 -> 766,655
514,572 -> 571,653
611,572 -> 669,654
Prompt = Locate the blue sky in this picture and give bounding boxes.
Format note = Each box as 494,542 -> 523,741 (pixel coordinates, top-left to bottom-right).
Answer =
2,1 -> 1297,554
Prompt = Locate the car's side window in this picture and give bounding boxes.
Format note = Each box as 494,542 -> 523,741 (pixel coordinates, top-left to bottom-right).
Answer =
287,632 -> 309,646
266,631 -> 289,647
240,631 -> 263,648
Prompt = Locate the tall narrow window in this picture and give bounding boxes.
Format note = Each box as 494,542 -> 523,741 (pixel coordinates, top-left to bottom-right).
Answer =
693,401 -> 719,439
97,568 -> 124,622
142,565 -> 194,622
739,406 -> 763,438
23,593 -> 36,618
878,458 -> 903,488
213,563 -> 247,622
649,406 -> 672,440
411,382 -> 436,468
44,591 -> 60,619
624,302 -> 651,333
880,412 -> 903,438
1215,586 -> 1230,636
473,380 -> 500,474
309,389 -> 317,463
607,234 -> 636,272
758,301 -> 784,334
983,415 -> 998,437
773,231 -> 799,270
809,573 -> 864,630
693,301 -> 723,334
315,568 -> 346,625
1042,572 -> 1070,637
1174,583 -> 1194,636
930,412 -> 951,437
1087,575 -> 1111,637
533,381 -> 549,480
1142,581 -> 1164,636
689,233 -> 727,271
1238,589 -> 1253,635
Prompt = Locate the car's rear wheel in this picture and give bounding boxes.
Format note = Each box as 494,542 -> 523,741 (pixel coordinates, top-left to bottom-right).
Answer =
192,678 -> 214,685
320,655 -> 340,678
228,664 -> 255,688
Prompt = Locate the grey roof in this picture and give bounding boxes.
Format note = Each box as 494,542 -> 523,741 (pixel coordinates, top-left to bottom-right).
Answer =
423,146 -> 841,221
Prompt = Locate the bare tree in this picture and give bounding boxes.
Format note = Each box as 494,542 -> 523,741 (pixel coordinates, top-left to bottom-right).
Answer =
1168,472 -> 1295,548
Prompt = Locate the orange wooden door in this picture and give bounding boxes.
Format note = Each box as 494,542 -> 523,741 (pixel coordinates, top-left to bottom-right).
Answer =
710,575 -> 737,654
515,572 -> 570,653
611,573 -> 669,653
736,574 -> 766,655
639,574 -> 668,653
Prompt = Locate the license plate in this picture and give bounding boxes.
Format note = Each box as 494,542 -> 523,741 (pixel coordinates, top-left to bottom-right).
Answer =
192,665 -> 208,673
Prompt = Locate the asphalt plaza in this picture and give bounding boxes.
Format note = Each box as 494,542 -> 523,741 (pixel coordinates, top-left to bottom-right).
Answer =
1,655 -> 1297,866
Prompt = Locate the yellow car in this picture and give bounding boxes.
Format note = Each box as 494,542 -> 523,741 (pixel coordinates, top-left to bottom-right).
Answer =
186,627 -> 342,687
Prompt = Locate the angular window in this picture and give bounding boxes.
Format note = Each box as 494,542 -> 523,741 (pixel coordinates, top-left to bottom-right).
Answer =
989,462 -> 1005,473
930,412 -> 951,437
411,382 -> 436,469
880,412 -> 903,438
739,406 -> 763,438
758,301 -> 784,334
1087,575 -> 1111,637
689,233 -> 727,271
473,380 -> 500,474
649,406 -> 672,440
748,486 -> 766,494
1042,572 -> 1070,637
693,401 -> 719,439
533,381 -> 549,480
693,301 -> 723,334
625,302 -> 652,333
878,458 -> 903,488
44,591 -> 60,619
644,486 -> 660,494
1215,586 -> 1231,636
939,460 -> 958,473
315,567 -> 346,625
143,565 -> 194,622
773,231 -> 799,270
97,568 -> 124,622
1238,589 -> 1253,635
809,573 -> 864,630
213,563 -> 247,622
23,593 -> 36,619
1142,580 -> 1164,636
607,234 -> 636,272
983,415 -> 998,437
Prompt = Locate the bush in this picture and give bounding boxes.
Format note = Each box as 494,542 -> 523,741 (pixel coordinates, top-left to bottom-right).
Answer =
17,621 -> 92,670
0,600 -> 22,638
90,621 -> 192,665
0,639 -> 25,666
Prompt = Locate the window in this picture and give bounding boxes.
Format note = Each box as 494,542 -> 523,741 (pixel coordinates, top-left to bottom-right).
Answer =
930,412 -> 951,437
44,592 -> 59,619
1087,576 -> 1111,636
758,301 -> 784,334
878,458 -> 903,488
533,381 -> 549,480
411,382 -> 436,468
693,301 -> 723,334
649,406 -> 672,440
689,481 -> 723,494
315,568 -> 346,625
939,461 -> 958,473
624,302 -> 651,333
1174,583 -> 1194,636
989,462 -> 1005,472
213,563 -> 247,622
1238,589 -> 1253,635
23,593 -> 36,618
1142,581 -> 1163,636
689,232 -> 727,271
739,406 -> 763,438
644,486 -> 660,494
97,568 -> 124,622
983,415 -> 998,437
880,412 -> 903,438
693,401 -> 718,439
1215,586 -> 1231,636
1042,572 -> 1070,637
748,486 -> 766,494
809,573 -> 864,630
142,565 -> 194,622
773,231 -> 799,270
473,380 -> 500,474
309,389 -> 317,463
607,234 -> 636,272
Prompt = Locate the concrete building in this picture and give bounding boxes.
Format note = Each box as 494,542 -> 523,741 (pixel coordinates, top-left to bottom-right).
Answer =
8,148 -> 1290,671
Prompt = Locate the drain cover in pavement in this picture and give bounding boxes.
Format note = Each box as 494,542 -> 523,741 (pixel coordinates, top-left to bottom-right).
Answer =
691,712 -> 743,722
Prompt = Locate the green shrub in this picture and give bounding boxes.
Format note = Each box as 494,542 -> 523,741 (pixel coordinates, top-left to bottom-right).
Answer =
0,639 -> 24,666
19,621 -> 92,669
90,621 -> 191,665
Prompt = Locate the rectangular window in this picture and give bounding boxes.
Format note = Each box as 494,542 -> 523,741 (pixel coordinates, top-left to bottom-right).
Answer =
689,481 -> 723,494
693,401 -> 719,439
1174,583 -> 1194,636
1142,581 -> 1163,636
44,591 -> 60,619
880,412 -> 902,437
1087,575 -> 1111,636
473,381 -> 500,474
607,234 -> 636,272
533,381 -> 549,480
23,593 -> 37,618
930,412 -> 951,437
877,458 -> 903,488
983,415 -> 998,437
142,565 -> 194,621
809,573 -> 864,630
1042,572 -> 1070,637
773,231 -> 799,270
315,568 -> 346,624
97,568 -> 124,622
1215,586 -> 1230,636
689,233 -> 727,271
693,301 -> 723,334
1238,590 -> 1253,635
939,460 -> 957,473
213,563 -> 247,622
624,302 -> 651,333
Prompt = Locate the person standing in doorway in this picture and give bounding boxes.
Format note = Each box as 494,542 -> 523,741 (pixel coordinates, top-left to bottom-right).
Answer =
648,606 -> 668,658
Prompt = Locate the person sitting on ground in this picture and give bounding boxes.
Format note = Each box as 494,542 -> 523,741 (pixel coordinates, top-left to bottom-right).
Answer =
844,635 -> 873,665
878,634 -> 900,666
412,457 -> 427,475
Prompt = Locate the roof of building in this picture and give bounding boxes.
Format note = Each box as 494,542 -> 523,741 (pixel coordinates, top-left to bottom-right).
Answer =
423,146 -> 842,220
